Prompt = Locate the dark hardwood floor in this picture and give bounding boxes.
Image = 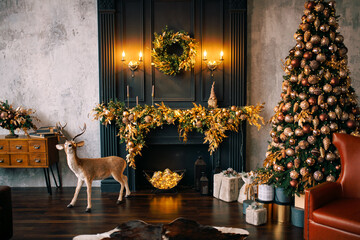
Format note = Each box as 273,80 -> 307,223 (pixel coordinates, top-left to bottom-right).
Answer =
10,187 -> 303,240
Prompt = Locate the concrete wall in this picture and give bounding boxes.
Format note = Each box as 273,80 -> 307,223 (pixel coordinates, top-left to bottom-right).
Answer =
0,0 -> 359,186
246,0 -> 360,171
0,0 -> 100,186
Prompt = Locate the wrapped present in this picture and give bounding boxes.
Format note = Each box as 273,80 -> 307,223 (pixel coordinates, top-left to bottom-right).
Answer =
258,184 -> 274,202
213,169 -> 242,202
294,193 -> 305,209
246,202 -> 267,226
238,171 -> 256,203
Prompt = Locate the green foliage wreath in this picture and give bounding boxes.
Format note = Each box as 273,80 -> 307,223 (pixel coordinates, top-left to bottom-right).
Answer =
151,27 -> 197,76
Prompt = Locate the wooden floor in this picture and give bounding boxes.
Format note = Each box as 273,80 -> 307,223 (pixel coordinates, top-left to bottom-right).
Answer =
10,187 -> 303,240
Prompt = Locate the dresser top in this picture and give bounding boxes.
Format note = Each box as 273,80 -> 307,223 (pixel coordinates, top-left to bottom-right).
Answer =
0,135 -> 57,140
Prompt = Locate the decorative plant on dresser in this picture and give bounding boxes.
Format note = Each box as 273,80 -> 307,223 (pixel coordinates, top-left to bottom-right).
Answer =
56,123 -> 130,213
92,101 -> 265,169
0,100 -> 38,138
259,0 -> 360,196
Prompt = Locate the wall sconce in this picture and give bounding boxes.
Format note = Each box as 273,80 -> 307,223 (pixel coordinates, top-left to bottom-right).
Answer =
202,50 -> 224,78
121,51 -> 143,78
202,50 -> 223,109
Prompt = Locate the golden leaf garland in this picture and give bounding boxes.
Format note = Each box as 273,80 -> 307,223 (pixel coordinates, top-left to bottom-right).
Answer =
92,101 -> 264,168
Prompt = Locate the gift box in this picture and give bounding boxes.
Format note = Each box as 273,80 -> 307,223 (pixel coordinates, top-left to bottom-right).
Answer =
258,184 -> 274,202
246,202 -> 267,226
294,193 -> 305,209
272,201 -> 291,223
213,172 -> 242,202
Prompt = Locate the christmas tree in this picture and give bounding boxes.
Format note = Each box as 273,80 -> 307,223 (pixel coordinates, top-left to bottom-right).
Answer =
261,0 -> 360,195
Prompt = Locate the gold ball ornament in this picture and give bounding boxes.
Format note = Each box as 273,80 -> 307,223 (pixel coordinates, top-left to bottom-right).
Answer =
308,75 -> 319,84
290,170 -> 299,180
326,175 -> 336,182
300,167 -> 309,176
321,125 -> 331,135
307,135 -> 317,145
313,171 -> 324,181
299,140 -> 309,150
306,157 -> 316,166
144,115 -> 153,123
300,100 -> 310,110
327,96 -> 337,106
311,148 -> 320,157
310,35 -> 321,45
286,148 -> 295,157
321,37 -> 330,47
290,180 -> 298,187
295,128 -> 304,137
315,3 -> 324,12
316,53 -> 326,63
335,35 -> 344,43
326,152 -> 336,161
330,122 -> 338,131
287,162 -> 294,169
289,138 -> 296,145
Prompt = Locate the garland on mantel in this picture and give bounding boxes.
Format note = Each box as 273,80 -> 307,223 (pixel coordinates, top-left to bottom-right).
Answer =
92,101 -> 264,168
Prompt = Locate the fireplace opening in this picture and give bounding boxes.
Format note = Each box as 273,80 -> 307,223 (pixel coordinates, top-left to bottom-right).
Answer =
134,144 -> 211,191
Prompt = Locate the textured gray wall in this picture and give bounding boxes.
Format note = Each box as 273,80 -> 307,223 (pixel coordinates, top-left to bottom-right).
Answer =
0,0 -> 359,186
246,0 -> 360,170
0,0 -> 100,187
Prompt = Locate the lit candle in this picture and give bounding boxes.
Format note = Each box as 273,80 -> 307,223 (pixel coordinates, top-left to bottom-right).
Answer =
127,85 -> 129,98
136,96 -> 138,105
203,50 -> 207,60
220,51 -> 224,61
122,51 -> 125,61
152,85 -> 154,97
139,51 -> 143,61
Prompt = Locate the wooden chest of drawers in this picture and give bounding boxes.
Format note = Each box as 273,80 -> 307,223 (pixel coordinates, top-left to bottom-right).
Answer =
0,135 -> 60,194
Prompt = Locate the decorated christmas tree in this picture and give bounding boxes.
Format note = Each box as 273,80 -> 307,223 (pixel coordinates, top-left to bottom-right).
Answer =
261,0 -> 360,195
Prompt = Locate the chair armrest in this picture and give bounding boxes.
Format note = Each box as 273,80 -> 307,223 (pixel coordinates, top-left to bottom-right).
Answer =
304,182 -> 342,240
305,182 -> 341,215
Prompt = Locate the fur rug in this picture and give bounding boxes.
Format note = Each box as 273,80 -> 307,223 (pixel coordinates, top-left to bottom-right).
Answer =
73,218 -> 249,240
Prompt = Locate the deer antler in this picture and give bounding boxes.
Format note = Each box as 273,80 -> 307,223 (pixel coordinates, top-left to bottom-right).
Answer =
72,123 -> 87,141
56,122 -> 68,141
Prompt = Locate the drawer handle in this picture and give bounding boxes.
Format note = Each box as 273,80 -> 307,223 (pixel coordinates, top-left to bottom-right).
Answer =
16,159 -> 23,163
0,159 -> 3,163
34,145 -> 41,149
0,146 -> 3,150
35,159 -> 41,163
16,145 -> 22,150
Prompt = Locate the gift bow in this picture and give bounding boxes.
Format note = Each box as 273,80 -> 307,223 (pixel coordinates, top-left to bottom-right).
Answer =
250,202 -> 263,210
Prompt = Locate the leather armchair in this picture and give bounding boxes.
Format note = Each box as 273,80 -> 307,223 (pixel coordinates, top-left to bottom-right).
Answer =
0,186 -> 13,240
304,133 -> 360,240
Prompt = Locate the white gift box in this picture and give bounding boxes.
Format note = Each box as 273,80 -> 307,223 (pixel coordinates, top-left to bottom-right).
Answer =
213,173 -> 242,202
246,205 -> 267,226
258,184 -> 274,202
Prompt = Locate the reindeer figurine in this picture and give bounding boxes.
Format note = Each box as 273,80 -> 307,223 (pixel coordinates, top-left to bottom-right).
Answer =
56,123 -> 130,213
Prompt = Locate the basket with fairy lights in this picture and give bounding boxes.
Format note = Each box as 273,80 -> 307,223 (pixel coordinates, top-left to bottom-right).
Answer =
144,169 -> 186,192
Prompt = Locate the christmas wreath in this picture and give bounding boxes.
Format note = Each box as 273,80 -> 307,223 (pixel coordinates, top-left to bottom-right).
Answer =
151,27 -> 197,76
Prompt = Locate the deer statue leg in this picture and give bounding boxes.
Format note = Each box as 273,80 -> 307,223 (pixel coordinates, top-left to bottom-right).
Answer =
68,178 -> 84,208
122,175 -> 131,197
85,178 -> 93,213
112,173 -> 126,204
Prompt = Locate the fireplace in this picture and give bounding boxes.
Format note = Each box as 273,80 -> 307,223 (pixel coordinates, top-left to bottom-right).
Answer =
97,0 -> 247,192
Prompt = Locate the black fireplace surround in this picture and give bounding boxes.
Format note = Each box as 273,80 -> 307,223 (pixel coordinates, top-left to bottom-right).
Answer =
98,0 -> 247,191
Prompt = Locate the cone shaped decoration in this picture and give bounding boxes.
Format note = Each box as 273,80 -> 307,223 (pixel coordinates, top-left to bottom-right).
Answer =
208,81 -> 218,108
260,0 -> 360,195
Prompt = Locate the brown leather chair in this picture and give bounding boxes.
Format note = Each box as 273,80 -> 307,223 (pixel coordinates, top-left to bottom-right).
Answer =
0,186 -> 13,240
304,133 -> 360,240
